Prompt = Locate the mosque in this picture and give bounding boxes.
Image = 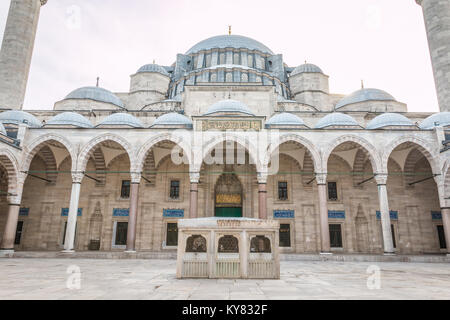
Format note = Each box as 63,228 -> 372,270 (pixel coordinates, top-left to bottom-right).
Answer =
0,0 -> 449,256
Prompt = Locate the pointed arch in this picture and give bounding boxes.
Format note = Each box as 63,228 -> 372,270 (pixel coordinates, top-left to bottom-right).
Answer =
382,136 -> 438,174
0,149 -> 19,195
323,135 -> 381,174
136,132 -> 192,173
198,132 -> 261,173
77,133 -> 135,173
264,133 -> 320,174
22,133 -> 76,173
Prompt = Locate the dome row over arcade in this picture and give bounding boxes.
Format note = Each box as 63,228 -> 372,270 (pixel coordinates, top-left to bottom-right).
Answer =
0,108 -> 448,130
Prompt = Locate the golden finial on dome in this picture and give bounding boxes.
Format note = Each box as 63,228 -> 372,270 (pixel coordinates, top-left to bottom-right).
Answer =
228,25 -> 232,35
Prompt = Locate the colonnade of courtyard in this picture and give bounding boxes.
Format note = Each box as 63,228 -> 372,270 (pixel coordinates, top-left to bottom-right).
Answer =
0,130 -> 449,255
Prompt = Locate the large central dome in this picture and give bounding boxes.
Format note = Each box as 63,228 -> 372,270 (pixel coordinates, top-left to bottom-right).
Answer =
186,35 -> 273,55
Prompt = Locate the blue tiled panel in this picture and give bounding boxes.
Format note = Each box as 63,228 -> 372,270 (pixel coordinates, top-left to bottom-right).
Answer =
431,211 -> 442,220
163,209 -> 184,218
19,208 -> 29,216
61,208 -> 82,217
376,211 -> 398,220
273,210 -> 295,219
113,208 -> 129,217
328,210 -> 345,219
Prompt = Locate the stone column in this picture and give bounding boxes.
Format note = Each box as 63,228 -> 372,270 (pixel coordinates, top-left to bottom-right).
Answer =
375,174 -> 394,254
257,172 -> 268,219
416,0 -> 450,112
126,174 -> 140,252
0,0 -> 47,110
63,173 -> 83,252
189,173 -> 199,218
434,175 -> 450,255
441,208 -> 450,254
0,174 -> 25,251
316,173 -> 330,253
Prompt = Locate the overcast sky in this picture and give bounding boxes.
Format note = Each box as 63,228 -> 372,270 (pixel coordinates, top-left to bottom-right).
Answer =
0,0 -> 439,112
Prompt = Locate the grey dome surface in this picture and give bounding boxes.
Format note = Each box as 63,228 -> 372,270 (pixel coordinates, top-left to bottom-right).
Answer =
65,87 -> 124,108
419,112 -> 450,129
335,88 -> 396,109
97,113 -> 144,128
136,64 -> 170,77
186,35 -> 273,55
266,113 -> 305,127
315,112 -> 359,129
291,63 -> 323,76
46,112 -> 93,128
366,113 -> 414,130
0,122 -> 6,135
0,110 -> 42,127
151,113 -> 193,127
203,100 -> 255,116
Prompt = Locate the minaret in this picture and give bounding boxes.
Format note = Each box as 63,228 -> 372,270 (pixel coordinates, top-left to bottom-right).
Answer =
0,0 -> 47,110
416,0 -> 450,112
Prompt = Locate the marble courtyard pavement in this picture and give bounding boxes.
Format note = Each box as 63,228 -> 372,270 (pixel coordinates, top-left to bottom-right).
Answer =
0,259 -> 449,300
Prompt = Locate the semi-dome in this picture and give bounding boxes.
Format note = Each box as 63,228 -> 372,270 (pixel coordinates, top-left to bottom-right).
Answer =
97,113 -> 144,128
136,64 -> 170,77
0,122 -> 6,135
290,63 -> 323,76
315,112 -> 360,129
0,110 -> 42,127
335,88 -> 396,109
419,112 -> 450,129
266,113 -> 306,128
186,35 -> 273,55
151,112 -> 193,128
45,112 -> 93,128
203,100 -> 254,116
65,86 -> 124,108
366,113 -> 414,130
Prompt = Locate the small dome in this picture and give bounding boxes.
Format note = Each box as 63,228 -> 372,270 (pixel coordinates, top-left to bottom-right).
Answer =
290,63 -> 323,76
367,113 -> 414,130
65,87 -> 124,108
136,64 -> 170,77
315,112 -> 359,129
186,35 -> 273,55
0,122 -> 6,135
266,113 -> 306,127
335,88 -> 396,109
419,112 -> 450,129
97,113 -> 144,128
151,113 -> 193,128
204,100 -> 254,116
45,112 -> 93,128
0,110 -> 42,127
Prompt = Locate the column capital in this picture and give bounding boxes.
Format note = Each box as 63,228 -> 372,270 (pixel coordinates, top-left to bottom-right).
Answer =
71,172 -> 84,184
257,171 -> 268,184
374,173 -> 388,185
130,172 -> 141,184
315,172 -> 327,185
189,172 -> 200,183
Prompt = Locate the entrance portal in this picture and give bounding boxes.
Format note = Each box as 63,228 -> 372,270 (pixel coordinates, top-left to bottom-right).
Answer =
214,171 -> 243,217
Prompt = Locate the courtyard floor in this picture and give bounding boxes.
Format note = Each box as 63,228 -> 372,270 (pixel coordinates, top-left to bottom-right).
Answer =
0,258 -> 449,300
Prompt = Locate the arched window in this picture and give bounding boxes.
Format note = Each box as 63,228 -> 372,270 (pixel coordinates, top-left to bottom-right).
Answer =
218,235 -> 239,253
186,235 -> 207,253
250,236 -> 271,253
